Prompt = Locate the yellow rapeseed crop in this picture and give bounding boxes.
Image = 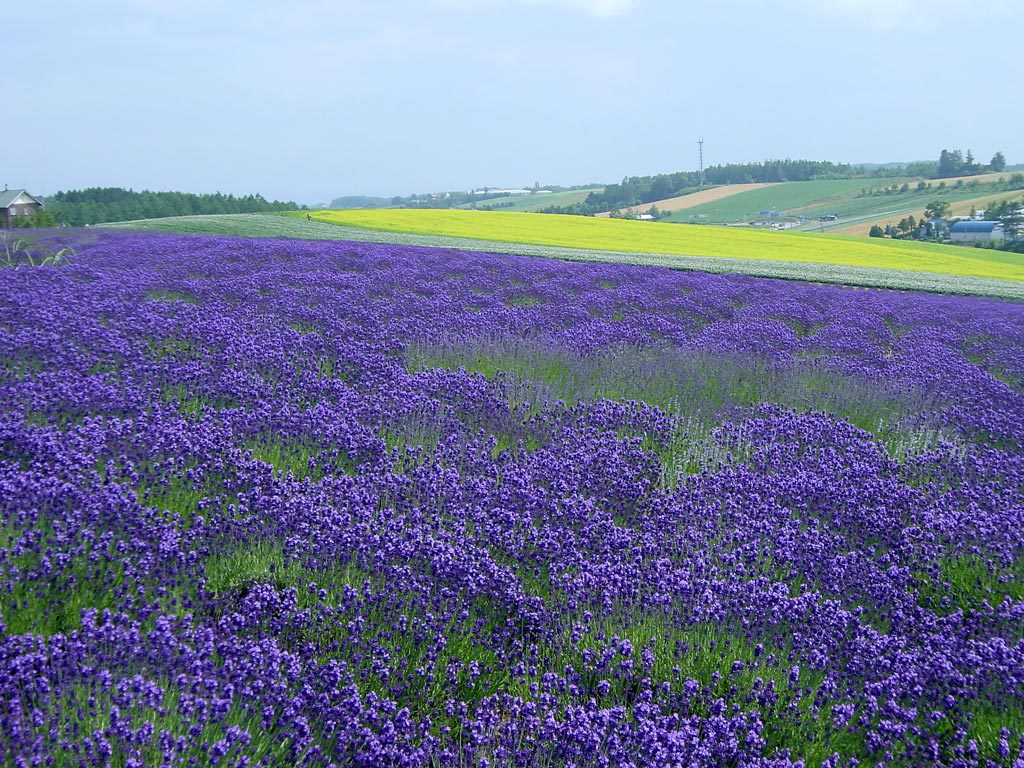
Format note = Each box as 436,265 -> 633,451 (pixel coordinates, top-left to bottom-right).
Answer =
309,209 -> 1024,283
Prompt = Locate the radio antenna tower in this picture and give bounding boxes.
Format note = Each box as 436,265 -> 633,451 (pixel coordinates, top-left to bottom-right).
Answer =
698,137 -> 706,190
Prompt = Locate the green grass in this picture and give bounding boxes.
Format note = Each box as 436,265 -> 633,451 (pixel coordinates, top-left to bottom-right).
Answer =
1,522 -> 126,636
247,437 -> 331,480
204,541 -> 292,594
799,187 -> 1024,234
566,614 -> 864,764
970,696 -> 1024,763
38,683 -> 306,766
659,176 -> 1023,232
670,179 -> 870,223
915,554 -> 1024,617
406,339 -> 950,480
146,288 -> 199,304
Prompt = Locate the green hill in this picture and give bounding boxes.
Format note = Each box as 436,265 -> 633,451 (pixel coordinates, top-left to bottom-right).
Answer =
105,212 -> 1024,300
458,188 -> 602,212
660,174 -> 1024,233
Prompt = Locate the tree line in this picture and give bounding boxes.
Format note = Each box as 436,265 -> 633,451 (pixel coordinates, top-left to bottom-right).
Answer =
564,160 -> 866,215
869,194 -> 1024,244
936,149 -> 1006,178
13,188 -> 301,227
538,158 -> 981,216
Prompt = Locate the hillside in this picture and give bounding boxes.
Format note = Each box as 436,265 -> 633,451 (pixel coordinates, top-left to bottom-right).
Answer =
104,213 -> 1022,299
295,209 -> 1024,295
457,188 -> 602,212
833,189 -> 1024,236
620,173 -> 1024,234
595,184 -> 779,217
650,180 -> 869,224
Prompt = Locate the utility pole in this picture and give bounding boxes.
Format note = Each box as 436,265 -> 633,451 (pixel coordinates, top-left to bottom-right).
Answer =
697,138 -> 706,190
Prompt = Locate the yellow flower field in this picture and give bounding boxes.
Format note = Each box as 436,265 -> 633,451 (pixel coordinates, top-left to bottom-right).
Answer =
307,209 -> 1024,283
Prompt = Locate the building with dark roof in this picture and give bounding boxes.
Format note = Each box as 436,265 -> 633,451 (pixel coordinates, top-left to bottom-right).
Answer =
950,220 -> 1004,244
0,188 -> 44,227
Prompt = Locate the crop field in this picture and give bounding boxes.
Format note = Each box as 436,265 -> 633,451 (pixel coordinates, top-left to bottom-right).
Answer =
596,183 -> 780,217
2,230 -> 1024,766
307,208 -> 1024,284
833,190 -> 1024,236
658,180 -> 872,223
109,213 -> 1024,298
457,188 -> 602,212
636,175 -> 1023,233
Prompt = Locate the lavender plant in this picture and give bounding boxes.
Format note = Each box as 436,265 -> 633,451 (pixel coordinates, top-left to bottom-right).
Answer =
1,231 -> 1023,767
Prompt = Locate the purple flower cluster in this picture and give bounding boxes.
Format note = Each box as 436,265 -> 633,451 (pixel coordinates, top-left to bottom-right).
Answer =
1,231 -> 1023,767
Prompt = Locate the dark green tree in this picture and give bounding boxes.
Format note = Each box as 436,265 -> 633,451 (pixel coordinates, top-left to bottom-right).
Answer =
924,200 -> 951,220
1002,205 -> 1024,240
937,149 -> 965,178
991,151 -> 1007,172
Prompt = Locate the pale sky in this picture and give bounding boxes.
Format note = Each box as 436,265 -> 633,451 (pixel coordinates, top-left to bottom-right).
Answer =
5,0 -> 1021,203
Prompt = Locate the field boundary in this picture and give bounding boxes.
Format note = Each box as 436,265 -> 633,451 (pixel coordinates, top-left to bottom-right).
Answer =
104,214 -> 1024,300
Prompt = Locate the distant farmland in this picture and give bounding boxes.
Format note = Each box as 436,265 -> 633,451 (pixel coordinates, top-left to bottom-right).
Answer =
457,188 -> 602,212
627,173 -> 1024,234
658,179 -> 871,223
834,189 -> 1024,236
305,209 -> 1024,285
596,183 -> 779,217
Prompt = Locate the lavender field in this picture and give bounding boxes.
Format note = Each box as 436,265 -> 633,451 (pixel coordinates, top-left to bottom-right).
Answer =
2,231 -> 1024,767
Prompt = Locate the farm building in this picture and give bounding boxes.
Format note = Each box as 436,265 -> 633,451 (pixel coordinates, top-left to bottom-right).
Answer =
0,188 -> 44,227
949,220 -> 1004,243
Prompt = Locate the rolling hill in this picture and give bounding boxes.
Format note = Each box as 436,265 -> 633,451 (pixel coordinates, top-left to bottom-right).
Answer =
595,184 -> 779,217
617,173 -> 1024,235
651,180 -> 870,224
105,211 -> 1024,299
456,188 -> 602,212
304,209 -> 1024,285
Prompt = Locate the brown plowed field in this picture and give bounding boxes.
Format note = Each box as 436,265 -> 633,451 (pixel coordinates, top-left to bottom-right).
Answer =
596,183 -> 779,217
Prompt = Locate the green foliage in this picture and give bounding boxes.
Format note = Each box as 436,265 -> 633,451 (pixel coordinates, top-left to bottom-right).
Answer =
38,683 -> 301,766
43,187 -> 300,226
146,288 -> 199,304
1,522 -> 125,636
8,209 -> 57,228
915,554 -> 1024,617
937,149 -> 965,178
406,339 -> 947,481
204,542 -> 290,594
579,160 -> 877,214
936,148 -> 1006,179
247,438 -> 324,481
924,200 -> 952,220
1,231 -> 74,268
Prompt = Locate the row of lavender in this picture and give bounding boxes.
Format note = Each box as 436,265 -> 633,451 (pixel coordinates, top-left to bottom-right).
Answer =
1,232 -> 1023,767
